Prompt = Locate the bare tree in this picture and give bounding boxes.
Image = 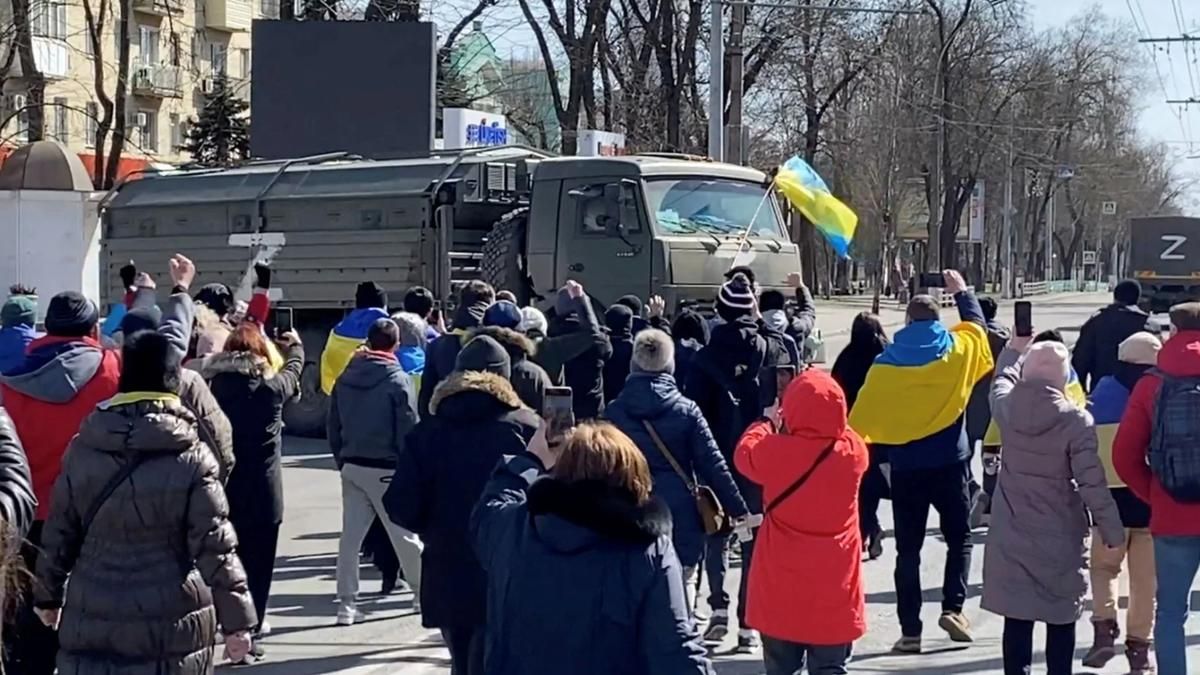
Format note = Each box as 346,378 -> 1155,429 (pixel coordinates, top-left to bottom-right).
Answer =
81,0 -> 132,189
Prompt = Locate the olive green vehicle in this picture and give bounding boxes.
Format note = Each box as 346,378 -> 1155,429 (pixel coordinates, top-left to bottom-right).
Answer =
101,146 -> 801,434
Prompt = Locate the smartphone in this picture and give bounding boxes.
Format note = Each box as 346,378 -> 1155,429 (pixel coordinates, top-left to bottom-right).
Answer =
775,364 -> 797,398
918,272 -> 946,288
429,308 -> 442,326
543,386 -> 575,442
1014,301 -> 1033,338
270,307 -> 294,337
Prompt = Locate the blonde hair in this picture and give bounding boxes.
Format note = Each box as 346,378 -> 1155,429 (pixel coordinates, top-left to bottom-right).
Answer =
554,422 -> 653,505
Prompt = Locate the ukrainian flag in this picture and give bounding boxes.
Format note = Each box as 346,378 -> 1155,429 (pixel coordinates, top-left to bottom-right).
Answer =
849,320 -> 994,445
982,367 -> 1085,447
320,307 -> 390,394
775,155 -> 858,257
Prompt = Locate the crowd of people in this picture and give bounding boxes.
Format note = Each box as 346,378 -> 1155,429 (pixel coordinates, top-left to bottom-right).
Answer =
0,255 -> 1199,675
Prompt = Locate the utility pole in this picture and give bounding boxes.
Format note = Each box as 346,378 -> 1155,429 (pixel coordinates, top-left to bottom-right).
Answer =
707,0 -> 724,161
1002,116 -> 1014,298
726,0 -> 746,165
1045,188 -> 1055,282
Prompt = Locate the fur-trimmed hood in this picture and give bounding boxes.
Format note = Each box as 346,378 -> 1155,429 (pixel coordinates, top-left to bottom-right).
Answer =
201,350 -> 273,380
467,325 -> 536,361
429,369 -> 524,417
527,476 -> 672,552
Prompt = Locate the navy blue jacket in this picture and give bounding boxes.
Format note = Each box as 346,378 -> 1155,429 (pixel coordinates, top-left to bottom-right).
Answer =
470,453 -> 712,675
605,372 -> 748,566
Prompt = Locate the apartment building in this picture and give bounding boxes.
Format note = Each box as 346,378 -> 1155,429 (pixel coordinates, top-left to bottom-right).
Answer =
1,0 -> 277,179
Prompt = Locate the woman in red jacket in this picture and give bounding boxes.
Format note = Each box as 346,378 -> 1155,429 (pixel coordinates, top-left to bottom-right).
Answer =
735,367 -> 868,674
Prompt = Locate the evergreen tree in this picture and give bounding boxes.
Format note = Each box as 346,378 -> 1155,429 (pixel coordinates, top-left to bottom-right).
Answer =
182,73 -> 250,167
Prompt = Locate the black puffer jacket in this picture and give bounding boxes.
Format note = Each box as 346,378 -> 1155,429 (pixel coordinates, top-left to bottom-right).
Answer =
0,406 -> 34,539
385,370 -> 539,629
469,326 -> 552,413
35,397 -> 256,675
1073,303 -> 1153,392
547,302 -> 612,420
203,345 -> 303,525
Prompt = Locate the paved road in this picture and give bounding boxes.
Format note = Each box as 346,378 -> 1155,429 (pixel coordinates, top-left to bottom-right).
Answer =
241,292 -> 1200,674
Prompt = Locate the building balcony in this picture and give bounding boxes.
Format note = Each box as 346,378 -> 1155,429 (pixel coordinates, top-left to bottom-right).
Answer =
206,0 -> 252,31
132,0 -> 185,15
132,65 -> 183,98
31,37 -> 70,79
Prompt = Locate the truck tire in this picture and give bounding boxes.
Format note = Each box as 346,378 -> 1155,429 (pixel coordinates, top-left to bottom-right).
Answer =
282,325 -> 329,438
481,208 -> 533,304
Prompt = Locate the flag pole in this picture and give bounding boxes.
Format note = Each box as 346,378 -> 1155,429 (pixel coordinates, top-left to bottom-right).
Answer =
728,175 -> 778,272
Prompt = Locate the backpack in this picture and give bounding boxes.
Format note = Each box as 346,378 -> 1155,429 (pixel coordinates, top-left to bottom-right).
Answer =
1149,370 -> 1200,502
693,338 -> 766,455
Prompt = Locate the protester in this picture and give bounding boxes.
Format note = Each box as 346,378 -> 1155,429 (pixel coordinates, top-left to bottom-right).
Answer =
495,290 -> 518,305
965,295 -> 1010,454
670,308 -> 709,389
605,329 -> 748,609
329,318 -> 423,626
0,407 -> 33,541
1073,280 -> 1153,392
0,287 -> 38,374
386,334 -> 539,675
33,330 -> 256,672
403,286 -> 441,343
985,338 -> 1123,675
783,273 -> 818,361
848,270 -> 993,652
615,294 -> 651,334
1084,331 -> 1160,673
392,311 -> 429,392
530,282 -> 609,397
1113,302 -> 1200,675
603,303 -> 635,405
419,280 -> 496,417
546,284 -> 612,420
474,304 -> 552,412
758,288 -> 801,371
1,255 -> 196,675
735,368 -> 868,675
470,422 -> 713,674
830,311 -> 890,559
686,272 -> 770,651
203,323 -> 303,649
192,281 -> 236,358
519,306 -> 548,338
321,281 -> 391,395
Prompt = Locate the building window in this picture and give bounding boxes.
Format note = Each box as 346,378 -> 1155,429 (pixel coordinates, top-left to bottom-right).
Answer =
85,102 -> 99,147
138,110 -> 157,152
238,48 -> 251,79
169,113 -> 182,150
12,95 -> 29,142
210,43 -> 227,75
32,1 -> 68,40
51,97 -> 68,141
138,26 -> 160,65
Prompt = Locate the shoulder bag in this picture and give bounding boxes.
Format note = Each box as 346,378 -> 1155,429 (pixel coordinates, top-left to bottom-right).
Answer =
642,419 -> 727,535
764,440 -> 836,515
80,454 -> 149,538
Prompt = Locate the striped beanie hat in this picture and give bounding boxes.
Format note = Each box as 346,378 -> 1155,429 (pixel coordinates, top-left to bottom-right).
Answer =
717,272 -> 756,322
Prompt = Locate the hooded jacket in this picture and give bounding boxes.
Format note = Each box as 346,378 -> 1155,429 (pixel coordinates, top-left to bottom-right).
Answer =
734,368 -> 868,646
470,453 -> 713,675
385,370 -> 539,629
35,396 -> 256,674
830,327 -> 889,412
1,290 -> 193,521
328,351 -> 418,469
984,348 -> 1123,624
604,306 -> 636,405
0,407 -> 34,539
605,372 -> 748,566
417,300 -> 491,417
547,300 -> 613,420
1073,303 -> 1153,392
320,307 -> 390,395
1114,330 -> 1200,536
1086,363 -> 1153,528
469,326 -> 552,413
0,323 -> 37,374
203,344 -> 303,525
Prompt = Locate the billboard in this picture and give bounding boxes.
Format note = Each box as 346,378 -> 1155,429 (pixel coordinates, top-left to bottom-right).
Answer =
895,178 -> 985,242
442,108 -> 508,149
578,129 -> 626,157
251,21 -> 436,160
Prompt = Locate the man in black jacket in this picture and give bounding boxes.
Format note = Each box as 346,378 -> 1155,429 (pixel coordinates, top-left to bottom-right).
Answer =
1073,280 -> 1154,392
417,281 -> 495,417
544,282 -> 612,420
603,303 -> 635,405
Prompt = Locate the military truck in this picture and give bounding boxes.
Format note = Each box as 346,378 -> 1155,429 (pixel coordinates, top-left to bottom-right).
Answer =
101,146 -> 801,434
1128,215 -> 1200,313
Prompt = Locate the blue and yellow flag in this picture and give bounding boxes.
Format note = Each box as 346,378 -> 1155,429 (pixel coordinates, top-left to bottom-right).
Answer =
775,156 -> 858,257
849,320 -> 993,445
320,307 -> 390,394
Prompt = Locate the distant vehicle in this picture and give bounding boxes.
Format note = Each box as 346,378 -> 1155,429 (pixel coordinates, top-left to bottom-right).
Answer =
1128,216 -> 1200,313
101,147 -> 801,434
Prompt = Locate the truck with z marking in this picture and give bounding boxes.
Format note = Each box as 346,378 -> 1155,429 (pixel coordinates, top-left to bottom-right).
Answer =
1128,215 -> 1200,313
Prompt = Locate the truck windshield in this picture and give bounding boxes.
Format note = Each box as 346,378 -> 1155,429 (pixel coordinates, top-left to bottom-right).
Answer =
644,178 -> 787,239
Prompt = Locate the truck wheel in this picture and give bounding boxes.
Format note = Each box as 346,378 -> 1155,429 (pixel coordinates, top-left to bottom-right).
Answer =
282,325 -> 330,438
481,208 -> 533,304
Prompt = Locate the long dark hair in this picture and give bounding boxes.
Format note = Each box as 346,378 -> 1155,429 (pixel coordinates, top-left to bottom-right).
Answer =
848,312 -> 889,354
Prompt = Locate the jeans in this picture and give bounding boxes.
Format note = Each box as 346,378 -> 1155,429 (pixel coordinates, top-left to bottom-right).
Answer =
762,635 -> 852,675
890,460 -> 973,637
858,448 -> 889,539
1090,526 -> 1156,641
1001,618 -> 1074,675
337,463 -> 423,603
1154,535 -> 1200,675
704,532 -> 754,626
441,625 -> 484,675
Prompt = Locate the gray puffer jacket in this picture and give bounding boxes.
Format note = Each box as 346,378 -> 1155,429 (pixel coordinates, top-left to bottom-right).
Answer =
35,396 -> 256,675
982,348 -> 1123,625
328,351 -> 418,469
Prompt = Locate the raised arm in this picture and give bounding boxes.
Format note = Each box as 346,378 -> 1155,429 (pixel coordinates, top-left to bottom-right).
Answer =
469,453 -> 543,573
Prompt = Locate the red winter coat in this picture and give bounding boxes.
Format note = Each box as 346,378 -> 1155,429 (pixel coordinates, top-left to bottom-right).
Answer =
734,368 -> 868,646
0,336 -> 121,520
1113,330 -> 1200,536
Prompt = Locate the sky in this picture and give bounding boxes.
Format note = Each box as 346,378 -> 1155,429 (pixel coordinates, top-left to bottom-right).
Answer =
1032,0 -> 1200,214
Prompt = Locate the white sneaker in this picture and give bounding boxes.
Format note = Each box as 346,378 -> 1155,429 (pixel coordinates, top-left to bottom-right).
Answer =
336,603 -> 359,626
256,620 -> 271,637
